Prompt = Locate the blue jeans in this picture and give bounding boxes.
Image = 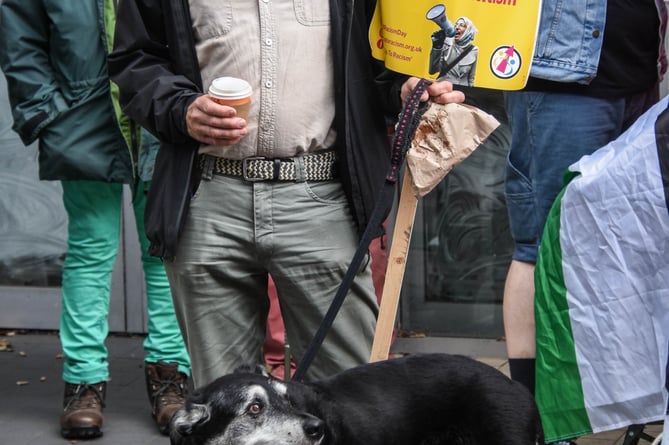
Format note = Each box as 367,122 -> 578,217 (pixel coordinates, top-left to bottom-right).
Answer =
60,180 -> 190,384
503,88 -> 658,263
164,174 -> 379,387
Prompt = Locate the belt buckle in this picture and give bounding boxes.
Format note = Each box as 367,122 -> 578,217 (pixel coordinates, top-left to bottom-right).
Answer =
242,156 -> 266,182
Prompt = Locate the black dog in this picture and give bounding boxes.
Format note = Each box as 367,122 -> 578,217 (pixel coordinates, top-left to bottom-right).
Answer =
170,353 -> 544,445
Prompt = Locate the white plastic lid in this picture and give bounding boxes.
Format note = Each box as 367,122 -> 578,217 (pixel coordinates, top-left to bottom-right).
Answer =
208,77 -> 252,100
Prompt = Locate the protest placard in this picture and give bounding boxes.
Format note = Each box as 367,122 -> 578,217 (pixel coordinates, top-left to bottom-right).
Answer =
369,1 -> 542,90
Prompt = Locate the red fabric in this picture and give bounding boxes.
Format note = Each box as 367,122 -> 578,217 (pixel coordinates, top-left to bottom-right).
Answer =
262,276 -> 295,379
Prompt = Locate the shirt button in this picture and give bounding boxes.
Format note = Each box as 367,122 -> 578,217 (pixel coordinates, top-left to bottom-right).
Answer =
265,38 -> 272,46
592,29 -> 600,38
265,80 -> 273,88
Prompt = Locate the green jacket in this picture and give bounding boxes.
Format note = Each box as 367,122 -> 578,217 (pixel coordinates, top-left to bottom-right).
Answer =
0,0 -> 154,183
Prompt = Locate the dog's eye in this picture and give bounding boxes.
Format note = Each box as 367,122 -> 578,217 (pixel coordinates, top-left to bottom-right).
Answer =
247,402 -> 263,415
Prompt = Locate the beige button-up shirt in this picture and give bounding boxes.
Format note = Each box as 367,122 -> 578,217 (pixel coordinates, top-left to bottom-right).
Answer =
190,0 -> 337,159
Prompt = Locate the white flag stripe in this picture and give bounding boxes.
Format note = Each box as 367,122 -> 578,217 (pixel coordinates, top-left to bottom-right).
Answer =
561,97 -> 669,433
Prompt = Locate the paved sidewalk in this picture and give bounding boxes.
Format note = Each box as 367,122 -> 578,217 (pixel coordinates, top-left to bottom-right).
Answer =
0,331 -> 662,445
0,331 -> 166,445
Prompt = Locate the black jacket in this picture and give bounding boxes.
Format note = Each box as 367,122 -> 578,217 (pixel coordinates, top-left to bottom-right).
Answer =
108,0 -> 404,260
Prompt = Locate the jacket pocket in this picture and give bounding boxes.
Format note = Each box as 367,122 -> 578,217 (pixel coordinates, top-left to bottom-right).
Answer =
37,92 -> 131,182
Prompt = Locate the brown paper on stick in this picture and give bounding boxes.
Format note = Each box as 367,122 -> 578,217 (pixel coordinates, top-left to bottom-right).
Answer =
406,102 -> 499,198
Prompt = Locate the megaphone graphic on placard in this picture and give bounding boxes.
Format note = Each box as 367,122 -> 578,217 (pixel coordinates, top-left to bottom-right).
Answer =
426,4 -> 455,37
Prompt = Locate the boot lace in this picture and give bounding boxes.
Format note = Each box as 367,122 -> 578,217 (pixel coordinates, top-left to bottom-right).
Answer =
64,384 -> 106,411
150,373 -> 186,408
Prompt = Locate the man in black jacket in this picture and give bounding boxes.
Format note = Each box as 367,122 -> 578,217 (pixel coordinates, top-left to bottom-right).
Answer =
108,0 -> 464,387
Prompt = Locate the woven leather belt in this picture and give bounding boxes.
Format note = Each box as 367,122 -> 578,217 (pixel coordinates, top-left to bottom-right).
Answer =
200,151 -> 337,182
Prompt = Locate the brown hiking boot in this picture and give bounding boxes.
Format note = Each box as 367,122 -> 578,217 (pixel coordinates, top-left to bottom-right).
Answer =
145,361 -> 189,435
60,381 -> 106,439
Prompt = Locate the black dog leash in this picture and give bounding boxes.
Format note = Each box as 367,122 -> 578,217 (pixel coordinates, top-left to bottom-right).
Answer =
292,79 -> 432,382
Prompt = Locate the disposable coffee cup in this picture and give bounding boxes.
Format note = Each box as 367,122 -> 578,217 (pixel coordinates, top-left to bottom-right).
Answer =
208,77 -> 252,121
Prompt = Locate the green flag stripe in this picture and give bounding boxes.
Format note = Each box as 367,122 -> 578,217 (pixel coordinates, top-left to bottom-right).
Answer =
535,181 -> 592,442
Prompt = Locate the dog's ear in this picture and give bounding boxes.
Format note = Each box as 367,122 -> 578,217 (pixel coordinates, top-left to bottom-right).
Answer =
169,403 -> 211,445
233,364 -> 270,377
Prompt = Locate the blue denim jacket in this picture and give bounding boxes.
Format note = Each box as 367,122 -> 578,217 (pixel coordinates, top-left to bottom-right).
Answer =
531,0 -> 667,84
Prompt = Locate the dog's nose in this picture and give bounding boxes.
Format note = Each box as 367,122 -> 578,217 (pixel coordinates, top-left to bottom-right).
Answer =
302,416 -> 325,440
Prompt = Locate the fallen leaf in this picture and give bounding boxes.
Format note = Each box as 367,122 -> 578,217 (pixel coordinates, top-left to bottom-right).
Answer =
0,339 -> 13,352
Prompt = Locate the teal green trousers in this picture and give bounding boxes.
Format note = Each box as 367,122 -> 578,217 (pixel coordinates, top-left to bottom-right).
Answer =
60,180 -> 190,384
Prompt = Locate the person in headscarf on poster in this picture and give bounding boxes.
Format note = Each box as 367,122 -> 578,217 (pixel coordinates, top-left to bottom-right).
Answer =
429,17 -> 479,86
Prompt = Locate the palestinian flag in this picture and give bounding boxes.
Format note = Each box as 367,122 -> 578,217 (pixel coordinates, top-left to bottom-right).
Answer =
534,97 -> 669,442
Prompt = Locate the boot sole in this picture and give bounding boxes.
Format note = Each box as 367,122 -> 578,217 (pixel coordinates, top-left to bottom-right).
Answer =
61,426 -> 103,439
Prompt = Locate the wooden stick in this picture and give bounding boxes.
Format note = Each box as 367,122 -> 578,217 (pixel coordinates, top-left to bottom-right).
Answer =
369,172 -> 418,362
